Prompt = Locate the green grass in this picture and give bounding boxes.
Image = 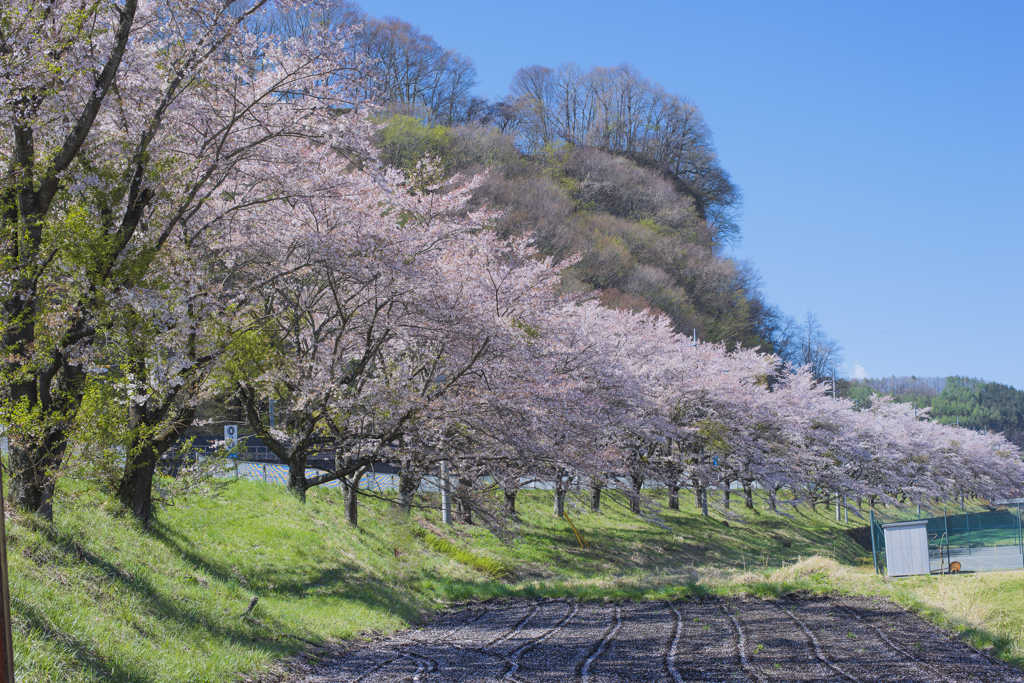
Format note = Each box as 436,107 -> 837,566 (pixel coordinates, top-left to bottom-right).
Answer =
410,527 -> 512,578
7,479 -> 1021,681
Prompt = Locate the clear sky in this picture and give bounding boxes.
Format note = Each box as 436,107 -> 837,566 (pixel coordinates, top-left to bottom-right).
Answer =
356,0 -> 1024,389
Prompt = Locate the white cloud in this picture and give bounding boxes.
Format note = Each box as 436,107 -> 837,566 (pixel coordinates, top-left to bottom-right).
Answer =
852,364 -> 868,380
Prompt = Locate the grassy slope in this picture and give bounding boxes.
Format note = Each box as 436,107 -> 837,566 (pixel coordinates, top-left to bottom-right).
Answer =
5,479 -> 1019,682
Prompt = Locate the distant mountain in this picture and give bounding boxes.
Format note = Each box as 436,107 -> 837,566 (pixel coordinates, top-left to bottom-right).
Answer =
845,376 -> 1024,449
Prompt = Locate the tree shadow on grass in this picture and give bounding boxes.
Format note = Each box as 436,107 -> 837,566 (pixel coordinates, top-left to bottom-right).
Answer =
22,517 -> 300,660
13,598 -> 150,683
149,520 -> 427,626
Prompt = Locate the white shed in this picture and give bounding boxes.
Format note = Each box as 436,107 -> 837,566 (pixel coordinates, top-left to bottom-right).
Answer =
882,520 -> 931,577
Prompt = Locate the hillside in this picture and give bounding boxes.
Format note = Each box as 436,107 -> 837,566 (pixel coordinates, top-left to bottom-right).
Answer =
376,117 -> 785,353
845,375 -> 1024,449
14,479 -> 1024,682
9,479 -> 872,682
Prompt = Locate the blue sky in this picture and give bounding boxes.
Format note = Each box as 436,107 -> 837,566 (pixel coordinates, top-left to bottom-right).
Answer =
357,0 -> 1024,389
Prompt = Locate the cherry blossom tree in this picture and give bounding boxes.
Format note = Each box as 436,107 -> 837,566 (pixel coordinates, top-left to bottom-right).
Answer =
0,0 -> 369,519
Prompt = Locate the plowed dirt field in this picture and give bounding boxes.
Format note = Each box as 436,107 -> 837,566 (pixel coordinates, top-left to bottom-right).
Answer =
298,596 -> 1023,683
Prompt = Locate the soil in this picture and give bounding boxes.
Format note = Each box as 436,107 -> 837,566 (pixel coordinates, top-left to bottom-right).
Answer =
294,595 -> 1023,682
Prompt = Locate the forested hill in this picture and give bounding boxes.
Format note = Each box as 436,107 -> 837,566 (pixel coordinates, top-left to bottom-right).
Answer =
381,124 -> 775,350
354,9 -> 826,365
845,376 -> 1024,449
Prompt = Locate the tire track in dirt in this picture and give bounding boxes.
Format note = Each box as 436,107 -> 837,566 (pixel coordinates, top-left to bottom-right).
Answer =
583,602 -> 675,682
407,606 -> 491,647
328,603 -> 542,683
500,602 -> 580,681
665,601 -> 684,683
503,603 -> 618,683
728,598 -> 844,682
777,604 -> 861,682
838,602 -> 956,683
660,600 -> 743,683
722,604 -> 767,683
579,603 -> 622,682
299,596 -> 1024,683
787,597 -> 956,683
425,601 -> 573,683
836,596 -> 1022,683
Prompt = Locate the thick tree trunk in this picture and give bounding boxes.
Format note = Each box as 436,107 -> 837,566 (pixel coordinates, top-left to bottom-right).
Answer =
288,461 -> 308,503
6,353 -> 85,520
590,482 -> 602,513
503,488 -> 518,516
701,487 -> 708,517
343,471 -> 359,526
398,470 -> 420,513
668,484 -> 679,510
117,443 -> 160,525
554,471 -> 571,518
744,482 -> 754,509
723,485 -> 730,509
9,442 -> 59,521
629,473 -> 643,514
456,496 -> 472,524
456,477 -> 473,524
115,385 -> 195,524
554,488 -> 566,518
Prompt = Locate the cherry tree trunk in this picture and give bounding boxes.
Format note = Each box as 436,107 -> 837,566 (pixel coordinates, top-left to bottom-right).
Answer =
343,473 -> 359,526
723,486 -> 731,509
668,484 -> 679,510
590,483 -> 602,513
288,462 -> 308,504
398,470 -> 420,513
743,482 -> 754,509
629,473 -> 644,514
554,472 -> 571,518
456,496 -> 472,524
9,441 -> 58,521
7,360 -> 84,521
503,488 -> 518,516
554,481 -> 568,518
456,478 -> 473,524
117,443 -> 159,525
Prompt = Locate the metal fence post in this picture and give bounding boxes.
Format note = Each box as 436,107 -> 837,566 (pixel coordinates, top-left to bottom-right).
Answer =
870,510 -> 880,575
262,463 -> 267,483
943,506 -> 949,573
967,512 -> 971,556
1018,502 -> 1023,569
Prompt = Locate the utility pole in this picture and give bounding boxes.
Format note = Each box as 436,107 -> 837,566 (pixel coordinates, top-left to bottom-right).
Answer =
870,510 -> 879,575
441,460 -> 452,525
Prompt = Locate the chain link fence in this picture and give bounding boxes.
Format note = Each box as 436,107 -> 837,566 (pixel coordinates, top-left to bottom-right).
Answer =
869,502 -> 1024,574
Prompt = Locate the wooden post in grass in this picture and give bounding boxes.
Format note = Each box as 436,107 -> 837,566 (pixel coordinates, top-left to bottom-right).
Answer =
0,462 -> 16,682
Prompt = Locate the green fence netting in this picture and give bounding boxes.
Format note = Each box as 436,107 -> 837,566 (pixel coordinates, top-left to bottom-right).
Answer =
870,503 -> 1024,575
